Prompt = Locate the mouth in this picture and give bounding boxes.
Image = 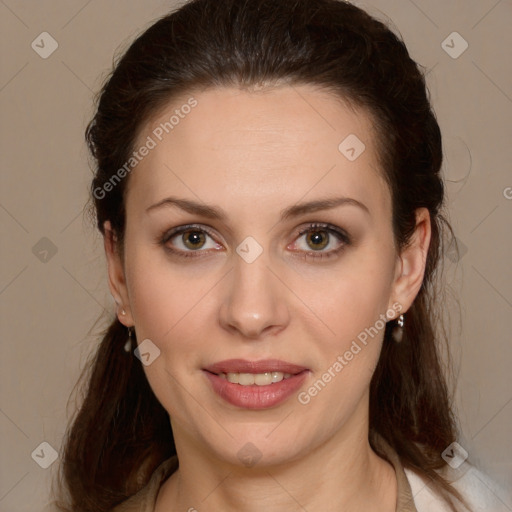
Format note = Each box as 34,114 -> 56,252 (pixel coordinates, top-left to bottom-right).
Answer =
203,359 -> 309,409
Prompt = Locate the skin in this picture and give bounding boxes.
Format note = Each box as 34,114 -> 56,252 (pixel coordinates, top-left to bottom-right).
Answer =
104,84 -> 431,511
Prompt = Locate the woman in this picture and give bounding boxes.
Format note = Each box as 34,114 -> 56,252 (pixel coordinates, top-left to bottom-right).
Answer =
54,0 -> 501,510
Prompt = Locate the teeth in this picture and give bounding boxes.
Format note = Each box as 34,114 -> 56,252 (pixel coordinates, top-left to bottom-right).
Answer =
226,372 -> 239,384
220,372 -> 293,386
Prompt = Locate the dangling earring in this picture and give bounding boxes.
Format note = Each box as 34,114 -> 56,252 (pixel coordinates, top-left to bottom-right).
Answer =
124,326 -> 134,352
392,314 -> 404,343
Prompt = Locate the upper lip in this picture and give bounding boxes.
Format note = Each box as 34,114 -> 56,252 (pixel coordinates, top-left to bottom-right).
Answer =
204,359 -> 308,375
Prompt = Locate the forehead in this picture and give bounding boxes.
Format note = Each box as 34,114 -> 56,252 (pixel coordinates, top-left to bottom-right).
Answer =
127,85 -> 390,218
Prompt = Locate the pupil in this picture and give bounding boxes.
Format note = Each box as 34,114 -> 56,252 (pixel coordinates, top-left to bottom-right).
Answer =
308,230 -> 328,250
185,231 -> 204,249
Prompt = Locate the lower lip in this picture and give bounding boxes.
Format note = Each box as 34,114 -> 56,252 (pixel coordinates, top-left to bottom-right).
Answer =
204,371 -> 309,410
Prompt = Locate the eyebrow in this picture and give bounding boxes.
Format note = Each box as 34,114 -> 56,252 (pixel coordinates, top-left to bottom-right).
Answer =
145,195 -> 370,220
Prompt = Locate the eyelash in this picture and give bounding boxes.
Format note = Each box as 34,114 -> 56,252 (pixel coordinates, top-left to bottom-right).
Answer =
158,222 -> 351,261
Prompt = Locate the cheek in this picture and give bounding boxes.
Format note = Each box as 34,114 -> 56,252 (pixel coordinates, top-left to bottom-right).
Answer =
125,248 -> 222,393
126,246 -> 209,340
125,253 -> 212,416
295,269 -> 392,422
294,252 -> 394,347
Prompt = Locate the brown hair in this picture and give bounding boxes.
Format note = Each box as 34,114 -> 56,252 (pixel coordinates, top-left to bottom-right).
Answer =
55,0 -> 468,510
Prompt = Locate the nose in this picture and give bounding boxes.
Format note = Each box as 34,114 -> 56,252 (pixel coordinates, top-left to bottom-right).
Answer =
219,253 -> 290,340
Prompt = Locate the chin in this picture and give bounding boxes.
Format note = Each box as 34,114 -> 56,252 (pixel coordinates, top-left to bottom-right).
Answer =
201,424 -> 314,470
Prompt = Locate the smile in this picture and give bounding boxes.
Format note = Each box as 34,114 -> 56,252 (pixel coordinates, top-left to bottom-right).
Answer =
217,371 -> 292,385
203,359 -> 310,409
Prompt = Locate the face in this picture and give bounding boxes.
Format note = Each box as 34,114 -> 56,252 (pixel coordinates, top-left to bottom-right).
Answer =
105,84 -> 430,469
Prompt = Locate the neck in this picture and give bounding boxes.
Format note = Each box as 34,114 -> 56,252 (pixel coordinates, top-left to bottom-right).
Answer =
155,409 -> 397,511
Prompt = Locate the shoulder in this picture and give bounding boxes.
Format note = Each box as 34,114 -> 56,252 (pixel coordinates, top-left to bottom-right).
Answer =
111,456 -> 179,512
405,464 -> 511,512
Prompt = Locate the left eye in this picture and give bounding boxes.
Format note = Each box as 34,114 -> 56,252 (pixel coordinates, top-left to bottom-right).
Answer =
292,226 -> 347,253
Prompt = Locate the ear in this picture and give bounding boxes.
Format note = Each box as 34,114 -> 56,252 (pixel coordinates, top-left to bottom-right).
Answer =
103,220 -> 134,327
388,208 -> 431,315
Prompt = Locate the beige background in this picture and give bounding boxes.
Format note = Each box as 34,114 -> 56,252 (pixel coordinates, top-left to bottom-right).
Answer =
1,0 -> 511,510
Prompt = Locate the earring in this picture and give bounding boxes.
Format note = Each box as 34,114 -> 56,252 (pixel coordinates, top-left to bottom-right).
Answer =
123,326 -> 134,352
121,308 -> 126,316
392,314 -> 405,343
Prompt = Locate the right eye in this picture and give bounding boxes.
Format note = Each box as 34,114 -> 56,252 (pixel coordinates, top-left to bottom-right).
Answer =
160,224 -> 224,258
